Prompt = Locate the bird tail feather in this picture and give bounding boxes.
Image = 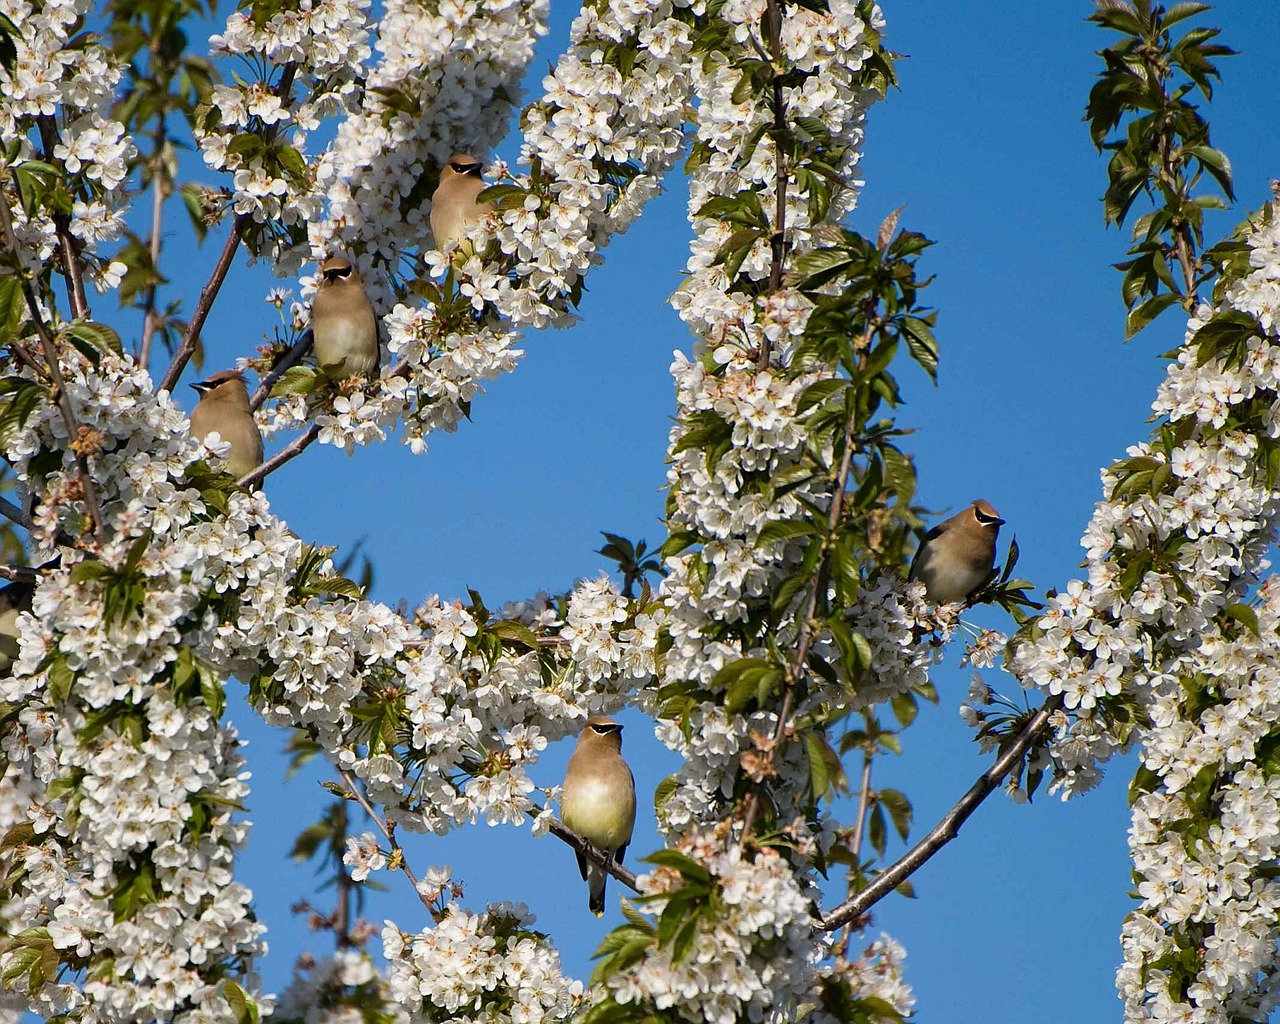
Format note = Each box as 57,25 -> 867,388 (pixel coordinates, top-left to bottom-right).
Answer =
588,864 -> 607,917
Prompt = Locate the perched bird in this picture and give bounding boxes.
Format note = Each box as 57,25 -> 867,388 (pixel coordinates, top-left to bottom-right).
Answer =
909,499 -> 1005,604
430,154 -> 492,253
561,715 -> 636,917
0,577 -> 33,677
189,369 -> 263,482
312,255 -> 379,381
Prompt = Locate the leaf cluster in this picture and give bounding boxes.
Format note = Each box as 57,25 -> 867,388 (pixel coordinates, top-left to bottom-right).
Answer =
1085,0 -> 1237,337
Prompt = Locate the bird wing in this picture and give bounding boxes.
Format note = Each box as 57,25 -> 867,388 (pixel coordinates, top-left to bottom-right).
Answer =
574,850 -> 588,881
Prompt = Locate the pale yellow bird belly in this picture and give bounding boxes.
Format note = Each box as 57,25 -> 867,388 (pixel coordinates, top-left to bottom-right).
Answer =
313,311 -> 378,378
914,547 -> 988,604
561,775 -> 635,852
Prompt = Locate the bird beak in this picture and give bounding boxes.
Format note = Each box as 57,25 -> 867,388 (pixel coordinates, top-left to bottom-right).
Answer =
190,382 -> 209,394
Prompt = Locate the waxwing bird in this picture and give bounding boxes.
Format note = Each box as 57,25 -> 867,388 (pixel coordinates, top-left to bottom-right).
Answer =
312,256 -> 379,381
430,154 -> 493,253
909,499 -> 1005,604
190,369 -> 264,482
561,715 -> 636,917
0,577 -> 33,677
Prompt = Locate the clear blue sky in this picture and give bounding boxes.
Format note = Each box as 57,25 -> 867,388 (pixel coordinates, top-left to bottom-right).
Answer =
128,2 -> 1280,1019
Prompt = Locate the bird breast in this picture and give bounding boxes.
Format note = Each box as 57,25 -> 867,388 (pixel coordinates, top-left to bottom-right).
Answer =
561,773 -> 634,852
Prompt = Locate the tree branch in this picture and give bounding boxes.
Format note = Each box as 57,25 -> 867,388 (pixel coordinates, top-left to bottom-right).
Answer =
336,767 -> 433,911
526,802 -> 640,894
741,382 -> 863,840
249,329 -> 313,411
139,125 -> 168,370
236,423 -> 319,490
820,693 -> 1065,932
760,0 -> 788,372
0,189 -> 106,543
36,115 -> 90,322
156,62 -> 297,394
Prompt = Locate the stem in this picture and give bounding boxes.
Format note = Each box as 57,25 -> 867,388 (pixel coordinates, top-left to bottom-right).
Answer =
849,748 -> 874,860
35,116 -> 89,322
820,693 -> 1065,932
236,423 -> 320,490
157,62 -> 297,394
760,0 -> 788,372
0,190 -> 105,543
139,125 -> 168,370
841,745 -> 875,955
337,768 -> 432,910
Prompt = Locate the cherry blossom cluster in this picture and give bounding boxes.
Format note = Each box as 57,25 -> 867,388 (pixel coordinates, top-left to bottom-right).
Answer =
605,835 -> 913,1024
1119,599 -> 1280,1020
199,0 -> 372,237
257,0 -> 697,459
0,0 -> 134,289
1005,209 -> 1280,1021
1012,211 -> 1280,800
308,0 -> 551,297
651,0 -> 944,836
275,948 -> 409,1024
382,897 -> 583,1024
0,346 -> 665,1018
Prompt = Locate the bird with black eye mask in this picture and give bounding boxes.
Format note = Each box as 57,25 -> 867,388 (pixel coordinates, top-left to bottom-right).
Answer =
431,153 -> 494,255
189,369 -> 263,484
561,715 -> 636,917
909,499 -> 1005,604
311,255 -> 379,381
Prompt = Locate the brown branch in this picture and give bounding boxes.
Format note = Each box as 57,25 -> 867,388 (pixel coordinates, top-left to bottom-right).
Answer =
0,496 -> 28,529
0,190 -> 105,543
139,126 -> 168,370
157,221 -> 243,394
820,693 -> 1065,932
759,0 -> 788,372
236,423 -> 319,489
337,768 -> 433,910
0,564 -> 39,584
36,116 -> 89,321
157,62 -> 297,394
250,329 -> 313,411
526,803 -> 640,894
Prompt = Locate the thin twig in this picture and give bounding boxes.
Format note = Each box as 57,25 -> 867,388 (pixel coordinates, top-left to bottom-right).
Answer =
157,62 -> 297,394
139,125 -> 168,370
336,767 -> 431,909
526,802 -> 640,894
0,190 -> 105,543
841,741 -> 876,955
236,423 -> 320,490
820,693 -> 1065,932
157,222 -> 243,393
250,329 -> 313,411
759,0 -> 788,372
36,116 -> 89,321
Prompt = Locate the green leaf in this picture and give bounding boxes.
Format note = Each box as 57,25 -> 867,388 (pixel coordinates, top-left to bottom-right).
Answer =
179,183 -> 210,244
64,319 -> 123,356
1222,602 -> 1259,637
642,849 -> 711,884
0,276 -> 25,344
0,377 -> 46,448
756,519 -> 818,546
1124,292 -> 1180,339
269,364 -> 320,398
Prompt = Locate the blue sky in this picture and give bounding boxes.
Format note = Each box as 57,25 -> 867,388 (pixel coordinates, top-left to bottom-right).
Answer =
114,1 -> 1280,1019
